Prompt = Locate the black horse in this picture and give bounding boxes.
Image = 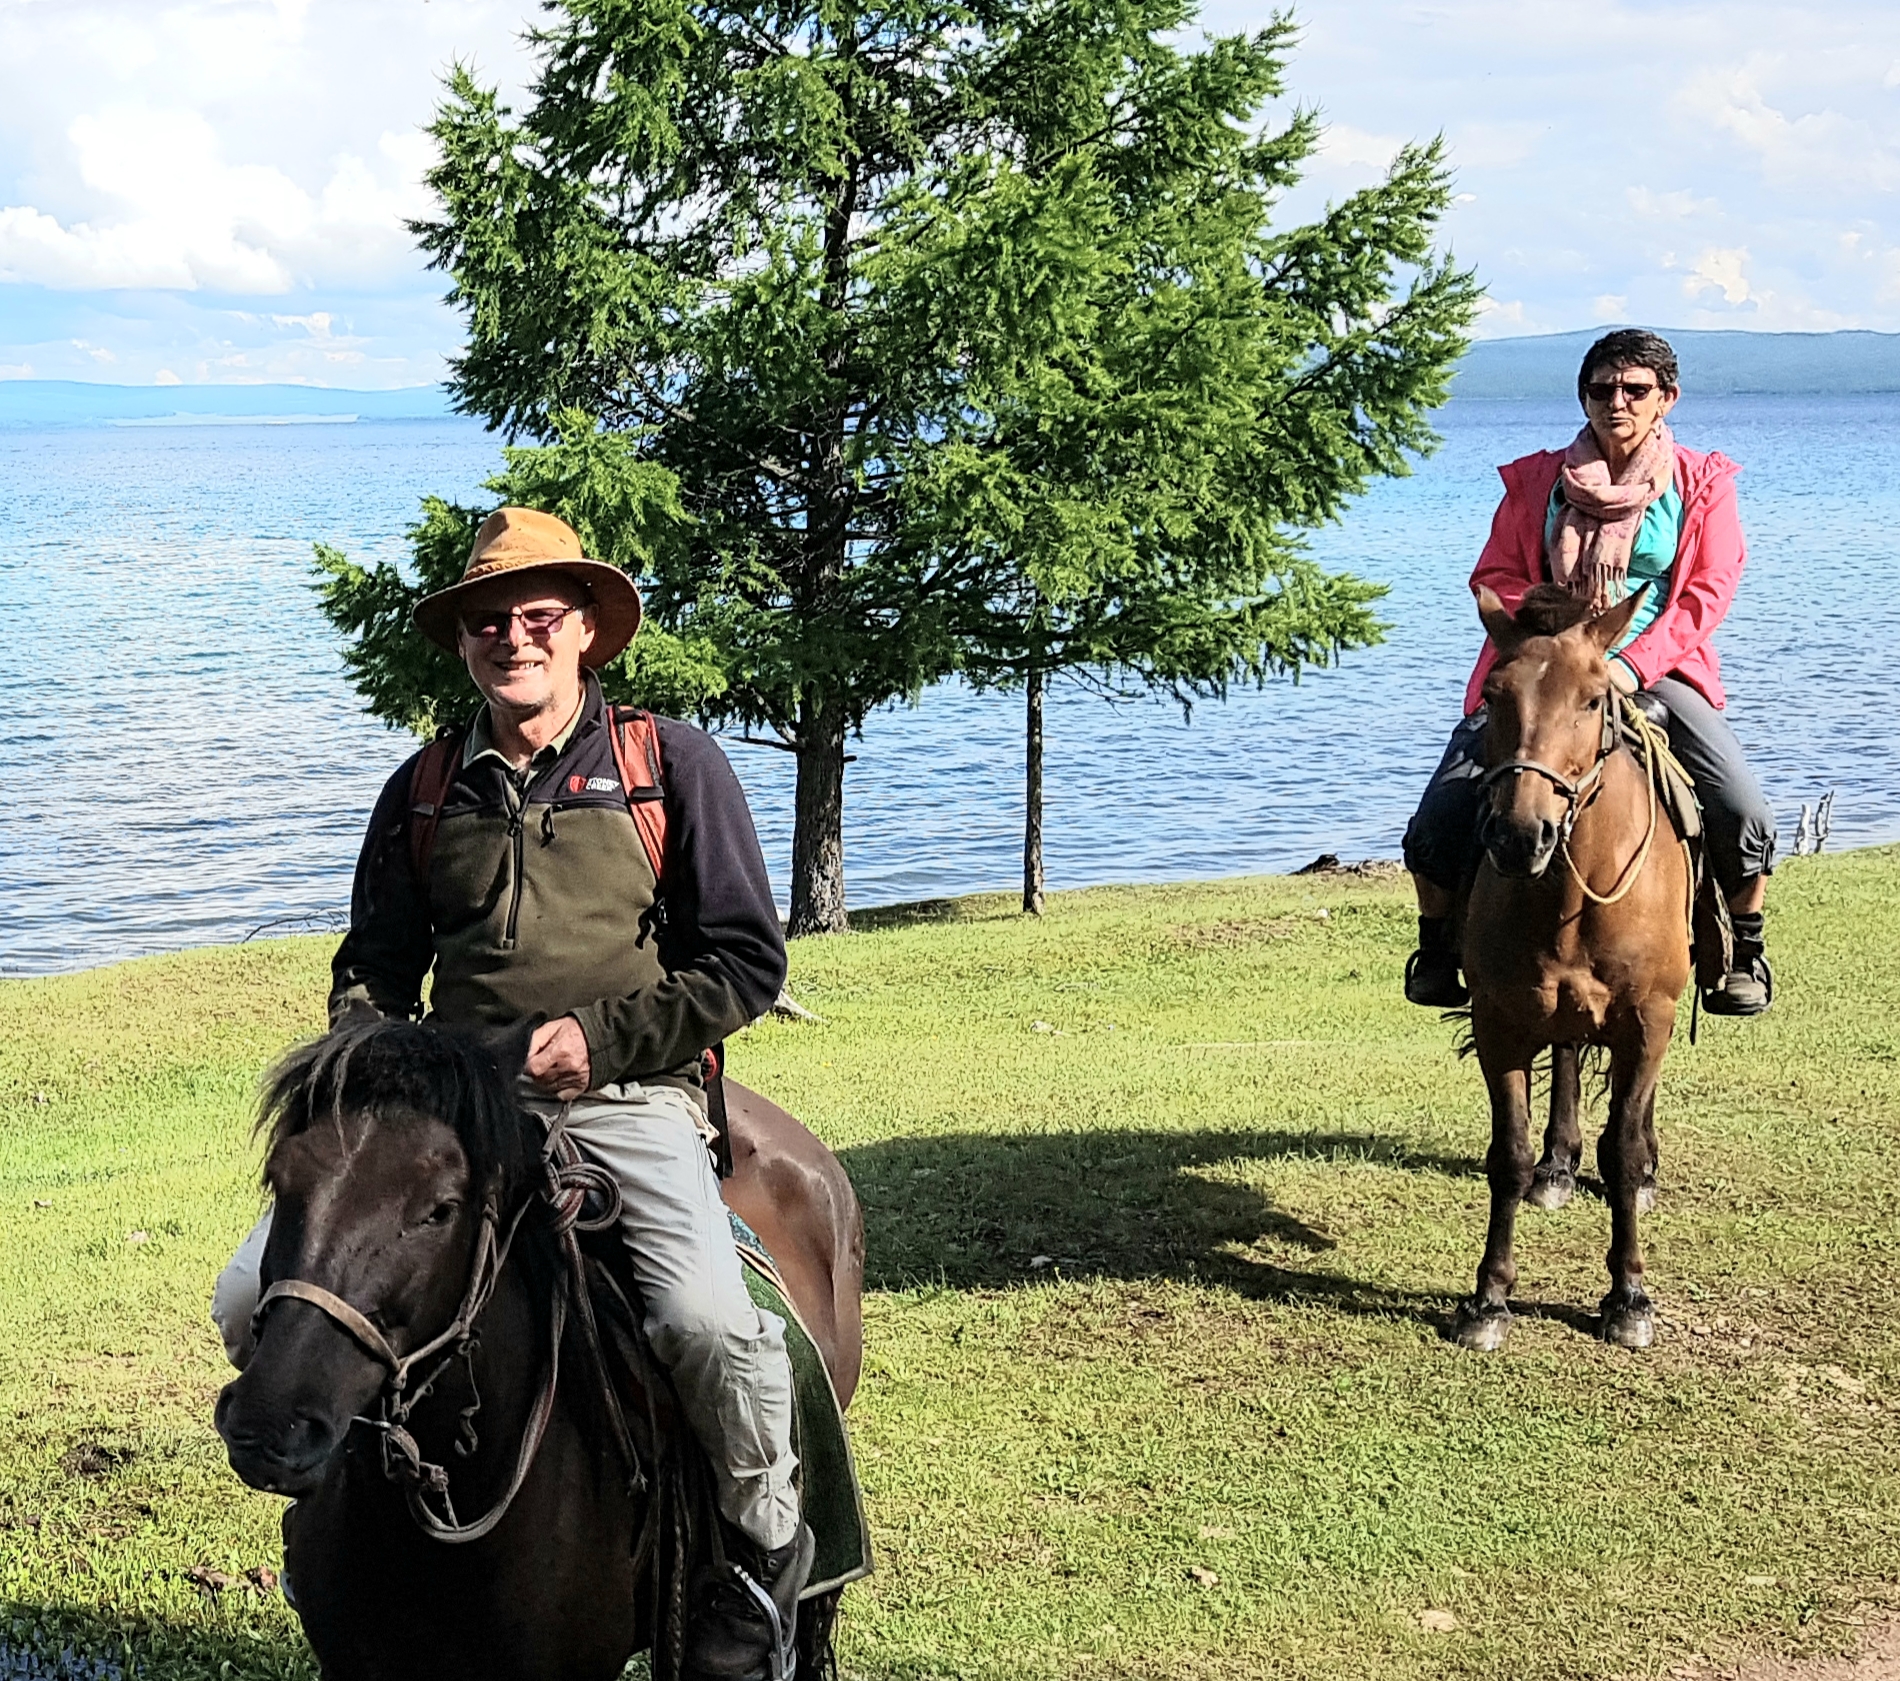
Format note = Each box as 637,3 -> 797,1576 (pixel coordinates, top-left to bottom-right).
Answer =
215,1017 -> 863,1681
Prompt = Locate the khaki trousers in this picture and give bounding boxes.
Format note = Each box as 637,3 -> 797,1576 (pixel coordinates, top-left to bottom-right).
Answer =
211,1079 -> 800,1551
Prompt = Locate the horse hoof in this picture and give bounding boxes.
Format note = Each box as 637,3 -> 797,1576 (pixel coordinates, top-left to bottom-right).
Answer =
1526,1173 -> 1575,1211
1599,1302 -> 1655,1350
1454,1302 -> 1513,1352
1635,1179 -> 1658,1215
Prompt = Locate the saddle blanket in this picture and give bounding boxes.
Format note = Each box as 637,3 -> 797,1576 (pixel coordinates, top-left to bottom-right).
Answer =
728,1210 -> 873,1598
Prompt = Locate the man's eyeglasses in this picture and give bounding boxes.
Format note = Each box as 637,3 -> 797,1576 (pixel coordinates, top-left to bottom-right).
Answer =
459,604 -> 589,641
1584,379 -> 1662,405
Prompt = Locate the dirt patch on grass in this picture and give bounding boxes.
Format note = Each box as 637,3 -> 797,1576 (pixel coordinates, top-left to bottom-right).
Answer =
1169,917 -> 1307,950
60,1440 -> 132,1477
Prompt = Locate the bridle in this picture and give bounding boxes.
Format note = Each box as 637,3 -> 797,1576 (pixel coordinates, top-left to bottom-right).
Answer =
1479,696 -> 1616,848
1480,694 -> 1660,905
250,1107 -> 644,1545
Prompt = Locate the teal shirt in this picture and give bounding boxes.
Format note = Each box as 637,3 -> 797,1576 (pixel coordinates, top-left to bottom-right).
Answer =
1544,481 -> 1683,652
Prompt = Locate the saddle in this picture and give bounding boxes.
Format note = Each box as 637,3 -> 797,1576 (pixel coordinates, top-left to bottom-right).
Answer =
1618,693 -> 1733,997
528,1126 -> 869,1679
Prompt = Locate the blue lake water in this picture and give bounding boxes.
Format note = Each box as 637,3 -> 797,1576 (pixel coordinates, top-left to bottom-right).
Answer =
3,396 -> 1895,977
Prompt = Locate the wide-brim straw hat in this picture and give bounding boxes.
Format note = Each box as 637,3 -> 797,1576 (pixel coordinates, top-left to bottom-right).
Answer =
412,506 -> 643,668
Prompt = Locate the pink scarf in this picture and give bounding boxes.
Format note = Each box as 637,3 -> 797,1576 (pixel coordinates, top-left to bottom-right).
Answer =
1547,421 -> 1675,609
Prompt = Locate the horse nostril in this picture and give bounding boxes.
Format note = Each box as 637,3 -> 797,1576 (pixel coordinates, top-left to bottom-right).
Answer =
285,1409 -> 338,1466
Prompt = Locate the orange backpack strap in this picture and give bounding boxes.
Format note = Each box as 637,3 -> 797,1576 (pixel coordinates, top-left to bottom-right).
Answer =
607,707 -> 669,884
407,730 -> 464,884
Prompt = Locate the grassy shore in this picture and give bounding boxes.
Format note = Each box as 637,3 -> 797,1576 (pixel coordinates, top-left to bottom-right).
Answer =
2,853 -> 1898,1679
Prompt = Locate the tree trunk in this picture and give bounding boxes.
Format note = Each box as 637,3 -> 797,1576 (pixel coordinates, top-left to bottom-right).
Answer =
789,697 -> 850,937
1023,668 -> 1045,916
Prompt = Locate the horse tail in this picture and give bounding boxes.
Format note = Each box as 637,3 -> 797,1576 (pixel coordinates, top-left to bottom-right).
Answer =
797,1587 -> 843,1681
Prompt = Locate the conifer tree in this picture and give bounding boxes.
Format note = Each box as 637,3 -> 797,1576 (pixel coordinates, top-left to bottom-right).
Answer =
326,0 -> 1477,933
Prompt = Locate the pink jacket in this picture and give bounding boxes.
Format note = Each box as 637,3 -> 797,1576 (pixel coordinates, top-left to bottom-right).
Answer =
1463,442 -> 1746,715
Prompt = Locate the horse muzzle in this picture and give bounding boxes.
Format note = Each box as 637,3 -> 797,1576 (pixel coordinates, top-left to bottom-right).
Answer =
1484,812 -> 1561,880
216,1377 -> 344,1496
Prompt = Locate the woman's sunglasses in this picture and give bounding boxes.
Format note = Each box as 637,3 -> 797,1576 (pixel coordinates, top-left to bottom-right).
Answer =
1584,379 -> 1662,404
460,604 -> 589,641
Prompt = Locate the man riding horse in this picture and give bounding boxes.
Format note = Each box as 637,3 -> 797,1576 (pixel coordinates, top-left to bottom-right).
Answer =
1402,327 -> 1778,1015
213,507 -> 809,1680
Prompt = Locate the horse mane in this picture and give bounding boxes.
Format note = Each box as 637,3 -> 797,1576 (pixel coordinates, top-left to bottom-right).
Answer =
1509,583 -> 1596,638
258,1015 -> 538,1199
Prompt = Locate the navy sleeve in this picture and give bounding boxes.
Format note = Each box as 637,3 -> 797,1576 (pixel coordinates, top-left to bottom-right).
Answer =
329,754 -> 435,1024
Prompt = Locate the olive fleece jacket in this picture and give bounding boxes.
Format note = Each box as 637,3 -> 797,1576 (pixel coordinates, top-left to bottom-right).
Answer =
330,678 -> 787,1097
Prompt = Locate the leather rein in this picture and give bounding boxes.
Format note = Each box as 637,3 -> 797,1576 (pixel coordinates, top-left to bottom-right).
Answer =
1481,695 -> 1660,906
250,1108 -> 644,1545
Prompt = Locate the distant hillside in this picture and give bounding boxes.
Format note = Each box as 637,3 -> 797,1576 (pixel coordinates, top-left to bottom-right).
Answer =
1453,328 -> 1900,399
0,380 -> 456,427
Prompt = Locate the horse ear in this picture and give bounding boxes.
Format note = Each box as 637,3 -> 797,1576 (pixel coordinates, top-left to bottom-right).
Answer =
1474,585 -> 1520,653
1586,585 -> 1648,653
479,1016 -> 540,1089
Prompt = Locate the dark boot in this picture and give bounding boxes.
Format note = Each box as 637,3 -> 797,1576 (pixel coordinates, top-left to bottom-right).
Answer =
1703,911 -> 1772,1017
1404,916 -> 1469,1007
687,1522 -> 814,1680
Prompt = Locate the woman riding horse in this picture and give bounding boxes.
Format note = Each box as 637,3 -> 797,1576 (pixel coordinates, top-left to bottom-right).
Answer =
1402,327 -> 1777,1015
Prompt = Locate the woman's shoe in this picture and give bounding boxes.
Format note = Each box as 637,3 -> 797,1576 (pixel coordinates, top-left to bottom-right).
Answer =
1703,951 -> 1772,1016
1404,945 -> 1470,1007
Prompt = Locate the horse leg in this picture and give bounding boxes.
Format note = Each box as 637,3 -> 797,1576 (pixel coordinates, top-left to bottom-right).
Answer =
1636,1088 -> 1660,1214
1527,1044 -> 1582,1210
1455,1033 -> 1536,1351
1598,1009 -> 1672,1349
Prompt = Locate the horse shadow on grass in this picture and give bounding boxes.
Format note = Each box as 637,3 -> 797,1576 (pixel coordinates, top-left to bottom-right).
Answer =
0,1605 -> 300,1680
838,1126 -> 1503,1336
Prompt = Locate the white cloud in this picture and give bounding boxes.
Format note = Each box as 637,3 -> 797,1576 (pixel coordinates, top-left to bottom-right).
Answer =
153,368 -> 180,384
0,108 -> 435,292
1593,295 -> 1628,319
0,0 -> 532,382
0,361 -> 36,379
1680,57 -> 1900,195
1683,246 -> 1755,307
1627,186 -> 1720,221
7,0 -> 1900,378
1674,244 -> 1861,330
1470,295 -> 1555,338
1317,124 -> 1406,170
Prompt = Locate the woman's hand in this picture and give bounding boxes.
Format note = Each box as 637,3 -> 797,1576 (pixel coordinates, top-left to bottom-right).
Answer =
527,1016 -> 593,1099
1607,656 -> 1640,697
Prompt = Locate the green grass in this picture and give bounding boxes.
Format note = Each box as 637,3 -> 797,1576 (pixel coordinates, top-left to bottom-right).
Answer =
3,854 -> 1898,1678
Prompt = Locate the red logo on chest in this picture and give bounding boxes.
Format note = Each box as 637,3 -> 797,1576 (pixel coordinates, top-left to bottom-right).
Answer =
568,775 -> 587,793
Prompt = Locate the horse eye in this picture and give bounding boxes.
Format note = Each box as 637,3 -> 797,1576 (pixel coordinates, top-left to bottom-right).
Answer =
1586,696 -> 1602,711
424,1201 -> 459,1227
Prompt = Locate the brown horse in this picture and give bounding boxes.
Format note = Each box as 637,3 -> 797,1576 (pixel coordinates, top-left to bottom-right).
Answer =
214,1017 -> 863,1681
1454,583 -> 1692,1353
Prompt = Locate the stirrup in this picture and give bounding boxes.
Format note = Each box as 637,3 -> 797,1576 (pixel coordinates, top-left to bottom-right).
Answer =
723,1559 -> 794,1681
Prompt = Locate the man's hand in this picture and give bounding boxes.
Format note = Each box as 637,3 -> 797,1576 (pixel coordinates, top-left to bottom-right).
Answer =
1608,656 -> 1640,697
527,1016 -> 592,1100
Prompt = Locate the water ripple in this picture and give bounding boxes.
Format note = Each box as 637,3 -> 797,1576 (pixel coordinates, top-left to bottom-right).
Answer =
2,399 -> 1895,976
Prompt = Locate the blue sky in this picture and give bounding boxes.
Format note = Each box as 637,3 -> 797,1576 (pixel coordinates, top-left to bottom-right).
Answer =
0,0 -> 1895,388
